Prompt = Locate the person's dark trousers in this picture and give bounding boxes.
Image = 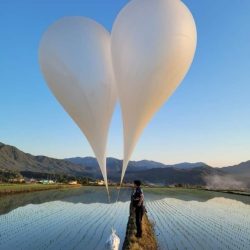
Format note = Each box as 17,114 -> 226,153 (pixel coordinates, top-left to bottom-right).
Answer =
135,206 -> 143,236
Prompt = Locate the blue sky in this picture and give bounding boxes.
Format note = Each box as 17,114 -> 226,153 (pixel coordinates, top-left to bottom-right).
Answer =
0,0 -> 249,167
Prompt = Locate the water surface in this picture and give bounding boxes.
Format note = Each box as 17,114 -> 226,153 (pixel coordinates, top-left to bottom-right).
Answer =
1,187 -> 250,250
145,188 -> 250,250
0,187 -> 130,250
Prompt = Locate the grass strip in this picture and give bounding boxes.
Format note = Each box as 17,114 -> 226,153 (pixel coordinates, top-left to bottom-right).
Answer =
123,203 -> 158,250
0,183 -> 81,195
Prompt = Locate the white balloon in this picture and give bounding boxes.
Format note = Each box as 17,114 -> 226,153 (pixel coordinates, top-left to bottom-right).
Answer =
39,17 -> 116,191
111,0 -> 197,182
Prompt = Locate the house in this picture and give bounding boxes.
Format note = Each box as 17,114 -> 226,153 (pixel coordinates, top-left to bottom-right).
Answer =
68,181 -> 78,185
97,180 -> 105,185
39,180 -> 55,184
26,178 -> 37,183
9,178 -> 25,183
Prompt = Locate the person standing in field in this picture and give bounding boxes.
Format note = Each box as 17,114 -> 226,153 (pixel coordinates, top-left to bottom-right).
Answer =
132,180 -> 144,238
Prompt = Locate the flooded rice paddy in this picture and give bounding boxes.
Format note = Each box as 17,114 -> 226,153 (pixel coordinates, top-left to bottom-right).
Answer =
0,187 -> 250,250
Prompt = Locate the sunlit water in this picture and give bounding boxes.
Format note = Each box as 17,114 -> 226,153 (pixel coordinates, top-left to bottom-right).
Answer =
0,187 -> 250,250
0,187 -> 130,250
147,197 -> 250,250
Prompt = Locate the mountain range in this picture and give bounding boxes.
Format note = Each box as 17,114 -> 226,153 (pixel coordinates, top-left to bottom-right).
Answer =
0,142 -> 249,188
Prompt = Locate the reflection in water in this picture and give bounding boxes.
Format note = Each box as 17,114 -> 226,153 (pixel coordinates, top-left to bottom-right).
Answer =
0,187 -> 130,215
144,188 -> 250,205
0,188 -> 250,250
0,187 -> 131,250
0,201 -> 129,250
1,187 -> 250,216
147,197 -> 250,250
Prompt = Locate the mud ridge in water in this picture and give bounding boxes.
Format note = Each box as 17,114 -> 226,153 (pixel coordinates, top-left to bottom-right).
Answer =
123,202 -> 158,250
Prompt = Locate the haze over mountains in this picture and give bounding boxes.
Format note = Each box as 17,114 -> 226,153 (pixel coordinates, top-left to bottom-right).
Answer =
0,142 -> 249,188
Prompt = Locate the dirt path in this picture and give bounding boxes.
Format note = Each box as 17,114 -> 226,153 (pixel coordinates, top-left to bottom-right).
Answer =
123,203 -> 158,250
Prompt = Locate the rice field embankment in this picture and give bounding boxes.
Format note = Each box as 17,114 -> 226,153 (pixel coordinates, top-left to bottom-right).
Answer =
123,203 -> 158,250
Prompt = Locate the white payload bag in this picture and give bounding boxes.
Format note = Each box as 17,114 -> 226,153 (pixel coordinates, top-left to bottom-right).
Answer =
105,228 -> 120,250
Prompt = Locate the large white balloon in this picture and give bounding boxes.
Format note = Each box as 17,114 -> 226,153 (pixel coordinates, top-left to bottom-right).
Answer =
111,0 -> 197,182
39,17 -> 116,191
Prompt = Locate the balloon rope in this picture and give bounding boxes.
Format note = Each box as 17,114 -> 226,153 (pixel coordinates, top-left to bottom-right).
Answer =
115,182 -> 122,202
108,182 -> 123,230
107,190 -> 111,203
105,181 -> 111,203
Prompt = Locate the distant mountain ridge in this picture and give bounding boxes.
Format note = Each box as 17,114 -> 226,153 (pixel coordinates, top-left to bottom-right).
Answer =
222,161 -> 250,177
0,143 -> 92,177
0,142 -> 249,187
65,157 -> 208,172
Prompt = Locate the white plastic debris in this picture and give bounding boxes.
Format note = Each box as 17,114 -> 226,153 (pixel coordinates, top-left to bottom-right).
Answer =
105,228 -> 120,250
